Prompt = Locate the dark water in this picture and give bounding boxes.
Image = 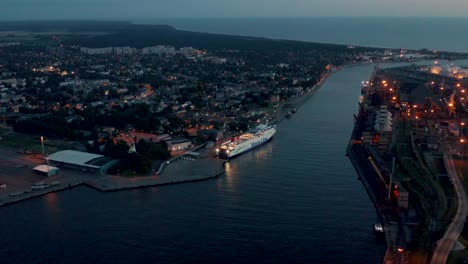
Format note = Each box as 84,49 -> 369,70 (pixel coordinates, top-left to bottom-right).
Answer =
137,17 -> 468,53
0,65 -> 387,263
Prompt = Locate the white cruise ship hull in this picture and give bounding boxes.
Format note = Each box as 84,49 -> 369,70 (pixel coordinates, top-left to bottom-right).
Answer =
219,126 -> 276,159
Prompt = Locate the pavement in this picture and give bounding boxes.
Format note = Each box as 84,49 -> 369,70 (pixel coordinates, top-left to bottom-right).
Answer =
0,145 -> 225,206
88,158 -> 224,191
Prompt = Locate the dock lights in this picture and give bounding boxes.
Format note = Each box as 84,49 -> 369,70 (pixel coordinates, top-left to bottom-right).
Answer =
457,84 -> 461,87
397,248 -> 404,253
460,138 -> 465,143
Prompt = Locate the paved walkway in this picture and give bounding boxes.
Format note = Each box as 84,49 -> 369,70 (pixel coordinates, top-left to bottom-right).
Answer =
0,147 -> 225,206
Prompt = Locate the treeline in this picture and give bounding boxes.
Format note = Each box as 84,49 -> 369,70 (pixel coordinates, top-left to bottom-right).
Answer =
11,102 -> 187,140
88,138 -> 171,175
12,116 -> 85,140
54,21 -> 378,54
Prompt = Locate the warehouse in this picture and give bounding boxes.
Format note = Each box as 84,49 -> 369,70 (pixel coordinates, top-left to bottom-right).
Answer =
46,150 -> 112,172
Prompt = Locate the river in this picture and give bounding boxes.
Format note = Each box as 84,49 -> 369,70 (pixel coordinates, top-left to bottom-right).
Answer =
0,64 -> 386,263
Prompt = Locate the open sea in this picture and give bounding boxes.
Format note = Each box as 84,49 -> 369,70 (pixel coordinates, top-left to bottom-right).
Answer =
138,17 -> 468,53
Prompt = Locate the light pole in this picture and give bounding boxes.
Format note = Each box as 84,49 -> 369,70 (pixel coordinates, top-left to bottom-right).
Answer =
40,136 -> 45,157
460,138 -> 465,159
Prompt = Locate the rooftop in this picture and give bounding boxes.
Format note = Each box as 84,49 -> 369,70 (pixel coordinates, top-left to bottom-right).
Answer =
47,150 -> 106,169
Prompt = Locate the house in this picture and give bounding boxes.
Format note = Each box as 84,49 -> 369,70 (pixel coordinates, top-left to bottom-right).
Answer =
164,138 -> 192,152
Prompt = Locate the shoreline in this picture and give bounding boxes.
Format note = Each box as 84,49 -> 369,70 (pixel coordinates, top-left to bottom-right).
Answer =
0,66 -> 339,208
269,67 -> 338,125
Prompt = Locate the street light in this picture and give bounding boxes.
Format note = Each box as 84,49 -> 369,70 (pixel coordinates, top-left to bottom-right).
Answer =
460,138 -> 466,159
40,136 -> 45,156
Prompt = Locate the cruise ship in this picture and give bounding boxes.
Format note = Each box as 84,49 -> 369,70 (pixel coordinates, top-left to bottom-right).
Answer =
217,124 -> 276,159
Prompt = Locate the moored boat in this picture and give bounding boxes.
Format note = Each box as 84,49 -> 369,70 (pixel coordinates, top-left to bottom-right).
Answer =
217,124 -> 276,159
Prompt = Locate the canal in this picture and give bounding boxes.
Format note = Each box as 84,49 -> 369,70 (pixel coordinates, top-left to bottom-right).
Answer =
0,64 -> 387,264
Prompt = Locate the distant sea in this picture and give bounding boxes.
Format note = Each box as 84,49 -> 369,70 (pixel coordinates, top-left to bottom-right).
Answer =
136,17 -> 468,53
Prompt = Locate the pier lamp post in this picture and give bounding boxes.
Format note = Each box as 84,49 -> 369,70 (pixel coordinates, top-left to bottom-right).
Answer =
40,136 -> 45,157
461,122 -> 465,138
460,138 -> 466,159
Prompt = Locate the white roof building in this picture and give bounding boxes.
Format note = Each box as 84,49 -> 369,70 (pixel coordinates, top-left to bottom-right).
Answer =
374,108 -> 393,132
47,150 -> 110,171
33,165 -> 59,176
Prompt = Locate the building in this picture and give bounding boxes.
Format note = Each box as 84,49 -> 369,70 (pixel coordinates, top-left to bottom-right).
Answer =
33,165 -> 59,177
46,150 -> 112,172
164,138 -> 192,152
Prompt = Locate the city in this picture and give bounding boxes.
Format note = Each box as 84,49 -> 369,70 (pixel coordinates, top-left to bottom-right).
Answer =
2,2 -> 468,264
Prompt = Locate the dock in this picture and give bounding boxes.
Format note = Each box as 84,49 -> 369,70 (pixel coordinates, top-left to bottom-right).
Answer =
0,150 -> 225,207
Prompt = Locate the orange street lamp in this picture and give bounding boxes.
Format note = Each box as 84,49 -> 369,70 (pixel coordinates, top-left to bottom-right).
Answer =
40,136 -> 45,156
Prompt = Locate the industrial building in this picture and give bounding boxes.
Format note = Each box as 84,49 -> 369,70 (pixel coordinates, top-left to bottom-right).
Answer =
46,150 -> 112,172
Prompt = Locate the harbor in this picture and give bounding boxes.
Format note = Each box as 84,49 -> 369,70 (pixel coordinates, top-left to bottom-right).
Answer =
0,66 -> 338,208
347,61 -> 468,263
1,64 -> 385,264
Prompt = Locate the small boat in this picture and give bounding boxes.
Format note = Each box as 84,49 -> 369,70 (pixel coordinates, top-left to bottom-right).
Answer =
374,223 -> 384,233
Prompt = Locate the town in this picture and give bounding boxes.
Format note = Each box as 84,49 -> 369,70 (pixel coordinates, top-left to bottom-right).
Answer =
0,22 -> 454,176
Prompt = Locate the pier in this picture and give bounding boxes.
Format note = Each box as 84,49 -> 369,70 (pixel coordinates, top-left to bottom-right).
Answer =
346,67 -> 408,264
0,147 -> 225,207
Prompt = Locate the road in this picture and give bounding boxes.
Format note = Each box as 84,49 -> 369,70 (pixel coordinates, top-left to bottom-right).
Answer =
430,148 -> 468,264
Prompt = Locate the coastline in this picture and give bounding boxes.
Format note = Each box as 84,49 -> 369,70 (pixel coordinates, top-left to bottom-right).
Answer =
0,67 -> 338,208
269,67 -> 338,125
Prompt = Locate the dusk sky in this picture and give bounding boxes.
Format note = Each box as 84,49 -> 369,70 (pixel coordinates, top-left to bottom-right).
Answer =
1,0 -> 468,20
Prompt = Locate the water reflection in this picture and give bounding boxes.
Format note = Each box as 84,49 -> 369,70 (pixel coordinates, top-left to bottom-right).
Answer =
218,142 -> 274,192
44,192 -> 60,218
218,160 -> 236,191
253,141 -> 274,160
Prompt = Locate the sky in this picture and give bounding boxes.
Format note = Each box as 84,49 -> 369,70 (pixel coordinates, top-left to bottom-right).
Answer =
1,0 -> 468,20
